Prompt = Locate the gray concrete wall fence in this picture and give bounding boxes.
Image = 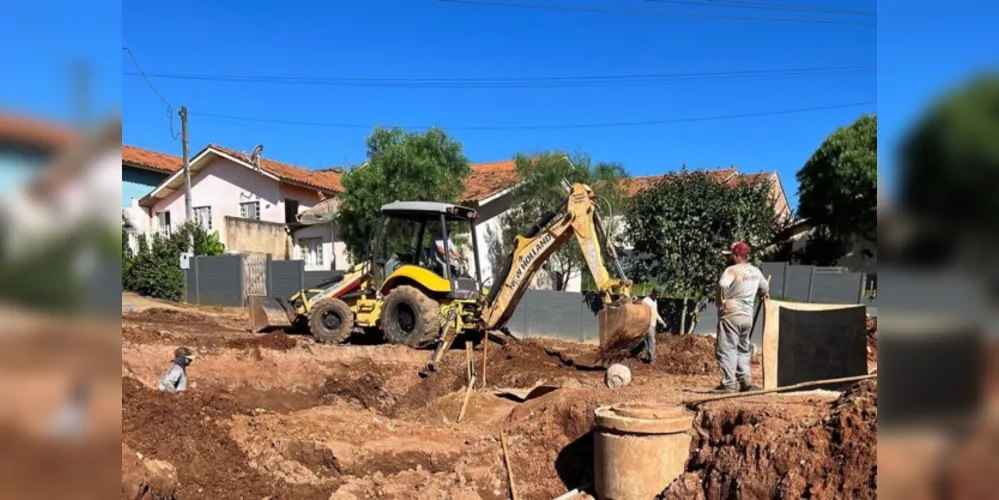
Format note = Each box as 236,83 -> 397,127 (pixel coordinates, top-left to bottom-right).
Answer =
185,255 -> 345,306
183,258 -> 868,340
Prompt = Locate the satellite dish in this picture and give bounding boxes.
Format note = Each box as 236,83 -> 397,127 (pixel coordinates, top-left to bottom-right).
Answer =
249,144 -> 264,172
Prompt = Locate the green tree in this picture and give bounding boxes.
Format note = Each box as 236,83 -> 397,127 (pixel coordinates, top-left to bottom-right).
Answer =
796,114 -> 877,264
337,127 -> 472,260
625,169 -> 782,334
492,152 -> 628,291
901,76 -> 999,246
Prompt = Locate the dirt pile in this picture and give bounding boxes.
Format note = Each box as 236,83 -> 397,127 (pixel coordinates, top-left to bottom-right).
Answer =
227,331 -> 297,351
319,360 -> 396,414
662,379 -> 878,500
122,442 -> 178,500
121,377 -> 331,499
867,317 -> 878,364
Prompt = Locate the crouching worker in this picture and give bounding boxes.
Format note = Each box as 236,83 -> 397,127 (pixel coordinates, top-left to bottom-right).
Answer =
157,346 -> 195,393
714,242 -> 769,394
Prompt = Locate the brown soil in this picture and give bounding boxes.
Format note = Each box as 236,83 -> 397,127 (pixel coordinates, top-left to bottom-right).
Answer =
662,379 -> 878,499
122,304 -> 876,499
121,377 -> 331,499
227,331 -> 298,351
867,317 -> 878,364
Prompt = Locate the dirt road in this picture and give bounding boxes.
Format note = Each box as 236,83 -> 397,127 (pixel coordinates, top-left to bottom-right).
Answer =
121,305 -> 878,499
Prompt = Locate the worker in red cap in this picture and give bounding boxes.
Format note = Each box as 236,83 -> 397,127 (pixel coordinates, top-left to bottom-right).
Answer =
714,242 -> 770,393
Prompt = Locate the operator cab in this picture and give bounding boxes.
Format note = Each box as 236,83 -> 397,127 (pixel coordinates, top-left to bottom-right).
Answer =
372,201 -> 482,299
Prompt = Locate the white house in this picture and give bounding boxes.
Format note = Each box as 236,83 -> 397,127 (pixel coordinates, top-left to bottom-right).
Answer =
135,144 -> 348,271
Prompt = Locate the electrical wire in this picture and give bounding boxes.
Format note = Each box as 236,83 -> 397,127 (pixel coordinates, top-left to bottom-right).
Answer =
189,101 -> 875,131
436,0 -> 877,26
123,66 -> 874,89
122,42 -> 179,140
637,0 -> 876,16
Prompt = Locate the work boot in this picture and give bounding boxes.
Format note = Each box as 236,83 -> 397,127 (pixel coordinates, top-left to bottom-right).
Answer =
711,384 -> 738,394
739,384 -> 760,393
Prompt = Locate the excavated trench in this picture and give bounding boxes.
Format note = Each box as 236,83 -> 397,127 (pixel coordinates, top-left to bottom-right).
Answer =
121,308 -> 879,500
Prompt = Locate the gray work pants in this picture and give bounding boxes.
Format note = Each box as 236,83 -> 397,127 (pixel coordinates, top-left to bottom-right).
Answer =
644,325 -> 656,360
716,315 -> 754,389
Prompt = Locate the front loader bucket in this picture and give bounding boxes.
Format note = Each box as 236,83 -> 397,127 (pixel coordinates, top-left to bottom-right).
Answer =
247,296 -> 294,333
597,300 -> 651,356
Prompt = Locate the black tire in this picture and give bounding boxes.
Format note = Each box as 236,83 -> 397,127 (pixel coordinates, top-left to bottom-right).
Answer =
308,299 -> 354,344
381,285 -> 440,348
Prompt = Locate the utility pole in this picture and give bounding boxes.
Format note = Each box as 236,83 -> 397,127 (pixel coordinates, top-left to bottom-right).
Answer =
72,60 -> 90,132
179,106 -> 193,251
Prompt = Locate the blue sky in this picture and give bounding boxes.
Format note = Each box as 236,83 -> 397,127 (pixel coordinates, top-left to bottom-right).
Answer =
5,1 -> 996,212
118,0 -> 878,210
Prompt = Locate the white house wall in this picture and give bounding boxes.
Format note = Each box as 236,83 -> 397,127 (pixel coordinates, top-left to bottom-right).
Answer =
472,191 -> 583,292
150,158 -> 282,239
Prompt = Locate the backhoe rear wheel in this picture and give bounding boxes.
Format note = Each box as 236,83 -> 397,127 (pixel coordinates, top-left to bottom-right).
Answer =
381,285 -> 440,348
308,298 -> 354,344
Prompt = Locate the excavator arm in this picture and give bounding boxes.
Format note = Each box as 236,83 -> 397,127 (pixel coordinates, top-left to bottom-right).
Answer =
481,183 -> 634,330
424,183 -> 651,373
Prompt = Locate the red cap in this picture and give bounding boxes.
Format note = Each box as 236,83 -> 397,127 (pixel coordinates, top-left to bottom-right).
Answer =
723,242 -> 750,257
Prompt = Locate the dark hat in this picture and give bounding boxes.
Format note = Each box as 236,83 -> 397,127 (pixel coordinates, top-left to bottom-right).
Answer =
173,346 -> 196,360
722,242 -> 751,257
650,286 -> 663,296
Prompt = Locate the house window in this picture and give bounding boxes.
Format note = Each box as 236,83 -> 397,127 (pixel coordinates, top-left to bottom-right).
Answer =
156,211 -> 171,235
299,238 -> 325,269
240,201 -> 260,220
193,206 -> 212,231
285,199 -> 300,224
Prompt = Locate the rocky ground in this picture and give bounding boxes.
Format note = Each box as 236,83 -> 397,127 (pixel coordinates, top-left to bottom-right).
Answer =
120,304 -> 879,500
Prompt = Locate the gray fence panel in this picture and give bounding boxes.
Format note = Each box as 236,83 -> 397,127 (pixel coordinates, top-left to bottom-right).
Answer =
784,265 -> 814,302
506,301 -> 529,339
194,255 -> 244,306
694,304 -> 718,334
185,268 -> 197,303
525,290 -> 586,341
505,290 -> 596,341
760,262 -> 787,298
580,293 -> 602,342
809,271 -> 865,304
305,271 -> 342,290
270,260 -> 305,299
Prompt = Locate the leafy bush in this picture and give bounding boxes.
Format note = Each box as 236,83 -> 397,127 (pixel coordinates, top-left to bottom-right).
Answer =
123,221 -> 225,301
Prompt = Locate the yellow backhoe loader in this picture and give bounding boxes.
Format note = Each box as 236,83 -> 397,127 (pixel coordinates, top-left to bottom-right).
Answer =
247,182 -> 650,368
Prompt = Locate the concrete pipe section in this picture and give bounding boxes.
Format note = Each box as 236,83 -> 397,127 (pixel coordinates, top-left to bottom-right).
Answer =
593,402 -> 693,500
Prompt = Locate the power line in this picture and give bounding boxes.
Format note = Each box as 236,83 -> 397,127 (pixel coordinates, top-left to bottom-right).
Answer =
637,0 -> 876,16
124,66 -> 874,89
122,41 -> 179,140
190,101 -> 875,131
436,0 -> 877,26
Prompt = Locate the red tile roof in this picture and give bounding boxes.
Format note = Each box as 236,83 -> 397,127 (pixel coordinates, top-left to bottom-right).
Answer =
462,160 -> 519,202
0,113 -> 77,153
620,167 -> 740,197
210,144 -> 344,193
122,145 -> 183,174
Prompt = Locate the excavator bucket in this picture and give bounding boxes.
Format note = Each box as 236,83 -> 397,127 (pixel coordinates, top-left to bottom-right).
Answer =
247,296 -> 295,333
597,300 -> 652,356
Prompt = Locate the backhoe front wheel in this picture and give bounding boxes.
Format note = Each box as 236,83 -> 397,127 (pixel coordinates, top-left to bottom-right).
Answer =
381,285 -> 440,348
308,299 -> 354,344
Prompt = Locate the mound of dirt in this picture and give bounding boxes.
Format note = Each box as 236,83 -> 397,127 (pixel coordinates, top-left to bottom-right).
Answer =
561,334 -> 719,376
122,442 -> 178,500
121,377 -> 331,500
867,317 -> 878,364
662,379 -> 878,499
319,371 -> 395,414
122,324 -> 167,344
227,331 -> 297,351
